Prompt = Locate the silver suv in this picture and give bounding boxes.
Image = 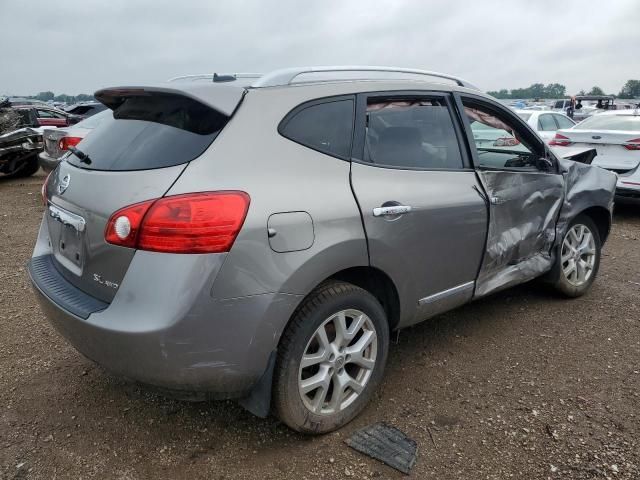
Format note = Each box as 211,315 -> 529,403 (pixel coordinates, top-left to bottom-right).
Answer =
30,67 -> 616,433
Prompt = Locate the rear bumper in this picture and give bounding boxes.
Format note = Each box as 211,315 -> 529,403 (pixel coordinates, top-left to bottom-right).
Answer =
38,151 -> 61,172
29,249 -> 301,397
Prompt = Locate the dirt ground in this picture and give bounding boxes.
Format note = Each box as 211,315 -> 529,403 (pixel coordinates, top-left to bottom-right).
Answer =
1,171 -> 639,480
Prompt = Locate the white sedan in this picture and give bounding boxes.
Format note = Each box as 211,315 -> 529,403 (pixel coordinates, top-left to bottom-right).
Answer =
550,110 -> 640,203
515,110 -> 576,143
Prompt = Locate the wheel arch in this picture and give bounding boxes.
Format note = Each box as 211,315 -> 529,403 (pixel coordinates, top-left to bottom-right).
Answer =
576,205 -> 611,244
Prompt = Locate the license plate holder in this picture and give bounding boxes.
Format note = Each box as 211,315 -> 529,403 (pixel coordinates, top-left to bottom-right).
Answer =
48,204 -> 86,272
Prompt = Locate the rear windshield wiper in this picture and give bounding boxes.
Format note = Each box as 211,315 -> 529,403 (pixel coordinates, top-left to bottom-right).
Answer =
68,146 -> 92,165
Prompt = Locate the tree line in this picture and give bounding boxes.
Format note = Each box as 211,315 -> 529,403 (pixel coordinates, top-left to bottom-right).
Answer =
30,91 -> 95,103
487,80 -> 640,100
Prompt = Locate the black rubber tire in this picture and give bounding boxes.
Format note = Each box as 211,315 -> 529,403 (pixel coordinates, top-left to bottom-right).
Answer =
272,281 -> 389,434
5,155 -> 40,179
550,214 -> 601,298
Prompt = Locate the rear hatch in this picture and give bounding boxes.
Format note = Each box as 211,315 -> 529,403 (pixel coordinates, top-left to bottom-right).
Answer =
43,86 -> 244,302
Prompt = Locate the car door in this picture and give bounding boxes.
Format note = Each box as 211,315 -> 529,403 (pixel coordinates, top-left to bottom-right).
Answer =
455,94 -> 565,297
350,91 -> 488,327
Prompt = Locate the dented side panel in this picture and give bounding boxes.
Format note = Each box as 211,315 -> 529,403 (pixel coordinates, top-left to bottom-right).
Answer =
474,157 -> 616,298
555,157 -> 617,245
474,170 -> 564,297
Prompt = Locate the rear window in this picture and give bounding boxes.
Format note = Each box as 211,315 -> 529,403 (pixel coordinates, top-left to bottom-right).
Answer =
279,98 -> 354,159
66,93 -> 228,171
574,114 -> 640,131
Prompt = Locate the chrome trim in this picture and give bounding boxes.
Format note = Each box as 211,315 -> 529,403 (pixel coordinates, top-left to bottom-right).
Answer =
418,281 -> 475,306
252,66 -> 479,90
372,205 -> 413,217
48,204 -> 86,233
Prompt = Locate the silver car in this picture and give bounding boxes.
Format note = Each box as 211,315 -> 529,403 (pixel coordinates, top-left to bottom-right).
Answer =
30,67 -> 616,433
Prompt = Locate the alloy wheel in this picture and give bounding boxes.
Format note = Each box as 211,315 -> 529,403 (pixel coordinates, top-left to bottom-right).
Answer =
561,224 -> 596,286
298,309 -> 378,415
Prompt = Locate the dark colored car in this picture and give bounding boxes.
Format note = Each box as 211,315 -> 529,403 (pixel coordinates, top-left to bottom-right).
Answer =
64,102 -> 107,120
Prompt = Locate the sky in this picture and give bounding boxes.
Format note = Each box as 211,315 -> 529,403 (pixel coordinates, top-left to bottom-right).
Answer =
2,0 -> 639,96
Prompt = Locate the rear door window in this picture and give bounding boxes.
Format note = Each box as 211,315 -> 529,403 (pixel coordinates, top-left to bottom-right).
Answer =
279,98 -> 354,159
65,93 -> 229,171
363,98 -> 464,169
553,114 -> 575,129
538,114 -> 557,131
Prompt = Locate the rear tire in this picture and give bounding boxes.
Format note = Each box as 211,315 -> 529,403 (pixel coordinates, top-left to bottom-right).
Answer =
550,214 -> 601,297
273,281 -> 389,434
4,154 -> 40,179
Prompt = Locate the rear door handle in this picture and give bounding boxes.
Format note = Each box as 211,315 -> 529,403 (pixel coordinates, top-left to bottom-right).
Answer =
373,205 -> 413,217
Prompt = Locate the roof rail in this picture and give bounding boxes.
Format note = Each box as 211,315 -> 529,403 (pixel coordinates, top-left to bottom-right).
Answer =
251,66 -> 478,90
167,73 -> 263,83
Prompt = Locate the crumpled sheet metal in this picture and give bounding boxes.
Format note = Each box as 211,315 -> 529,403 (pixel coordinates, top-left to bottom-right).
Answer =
555,157 -> 617,245
474,156 -> 616,298
474,170 -> 563,297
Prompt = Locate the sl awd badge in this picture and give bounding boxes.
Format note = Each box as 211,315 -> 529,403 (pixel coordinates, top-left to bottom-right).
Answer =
58,174 -> 71,195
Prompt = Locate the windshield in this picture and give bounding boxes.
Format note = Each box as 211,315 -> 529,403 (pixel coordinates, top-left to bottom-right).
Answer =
574,114 -> 640,131
516,112 -> 532,121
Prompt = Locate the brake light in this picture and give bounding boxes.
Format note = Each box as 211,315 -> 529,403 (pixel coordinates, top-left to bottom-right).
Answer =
549,134 -> 573,147
623,138 -> 640,151
105,192 -> 250,253
58,136 -> 82,151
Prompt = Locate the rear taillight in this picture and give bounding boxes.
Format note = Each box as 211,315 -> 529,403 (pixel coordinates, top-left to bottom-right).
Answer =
58,136 -> 82,151
105,192 -> 250,253
549,133 -> 573,147
623,138 -> 640,151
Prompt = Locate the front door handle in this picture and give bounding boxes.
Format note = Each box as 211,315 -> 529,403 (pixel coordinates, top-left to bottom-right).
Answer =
373,205 -> 413,217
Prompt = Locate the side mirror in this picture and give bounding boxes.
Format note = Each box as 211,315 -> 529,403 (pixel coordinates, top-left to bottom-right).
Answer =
536,157 -> 554,172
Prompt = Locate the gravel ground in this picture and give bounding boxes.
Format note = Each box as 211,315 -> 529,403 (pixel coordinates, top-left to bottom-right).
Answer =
1,171 -> 639,479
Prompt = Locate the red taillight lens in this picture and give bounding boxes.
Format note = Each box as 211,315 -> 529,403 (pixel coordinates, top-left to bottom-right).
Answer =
549,133 -> 573,147
105,199 -> 155,248
58,136 -> 82,151
623,138 -> 640,151
105,192 -> 250,253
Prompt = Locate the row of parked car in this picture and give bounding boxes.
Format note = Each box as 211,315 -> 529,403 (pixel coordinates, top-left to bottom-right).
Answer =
0,98 -> 107,178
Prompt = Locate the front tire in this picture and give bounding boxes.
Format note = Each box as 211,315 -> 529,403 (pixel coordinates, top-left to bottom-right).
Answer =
550,214 -> 601,297
273,281 -> 389,434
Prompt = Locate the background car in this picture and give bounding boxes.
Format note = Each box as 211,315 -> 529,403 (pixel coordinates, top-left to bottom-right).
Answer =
39,109 -> 111,171
14,105 -> 80,128
550,109 -> 640,203
64,101 -> 107,120
515,109 -> 576,143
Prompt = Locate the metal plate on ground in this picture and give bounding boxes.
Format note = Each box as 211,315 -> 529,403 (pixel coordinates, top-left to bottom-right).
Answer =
345,423 -> 417,474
